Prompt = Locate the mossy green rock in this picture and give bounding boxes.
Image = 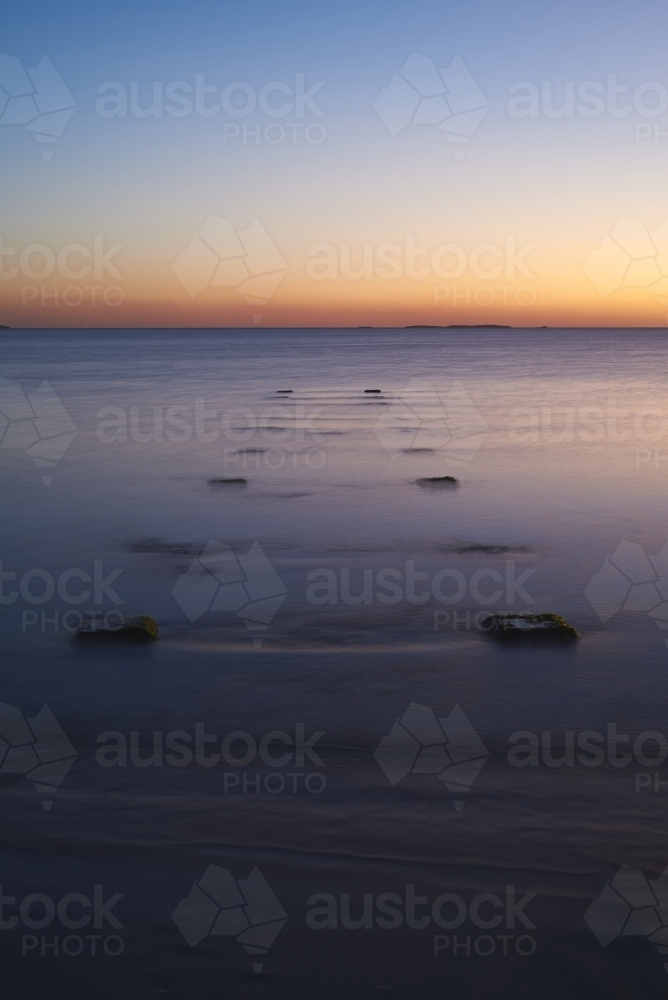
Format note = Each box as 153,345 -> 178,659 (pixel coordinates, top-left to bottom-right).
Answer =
482,612 -> 579,639
74,615 -> 159,642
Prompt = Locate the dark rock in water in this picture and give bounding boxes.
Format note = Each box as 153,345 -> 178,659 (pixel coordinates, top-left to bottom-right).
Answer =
124,538 -> 200,555
416,476 -> 460,487
364,389 -> 382,393
207,478 -> 247,485
74,615 -> 159,642
456,544 -> 512,555
277,390 -> 293,393
482,612 -> 579,639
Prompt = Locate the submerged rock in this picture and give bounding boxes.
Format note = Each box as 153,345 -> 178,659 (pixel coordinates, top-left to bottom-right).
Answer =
456,544 -> 513,555
482,612 -> 579,639
74,615 -> 159,642
416,476 -> 460,487
207,478 -> 247,485
124,538 -> 200,555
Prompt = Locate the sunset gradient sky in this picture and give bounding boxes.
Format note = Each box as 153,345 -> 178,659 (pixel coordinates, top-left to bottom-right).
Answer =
2,0 -> 668,327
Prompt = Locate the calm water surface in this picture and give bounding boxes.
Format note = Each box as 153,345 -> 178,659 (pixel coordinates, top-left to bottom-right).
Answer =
1,328 -> 667,998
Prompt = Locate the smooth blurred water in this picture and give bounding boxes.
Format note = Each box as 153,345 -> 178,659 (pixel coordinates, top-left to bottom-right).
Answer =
1,327 -> 668,999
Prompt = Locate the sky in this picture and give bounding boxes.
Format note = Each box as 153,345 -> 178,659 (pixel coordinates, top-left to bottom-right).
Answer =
2,0 -> 668,328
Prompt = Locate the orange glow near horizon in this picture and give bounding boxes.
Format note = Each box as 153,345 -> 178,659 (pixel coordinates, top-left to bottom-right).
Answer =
3,274 -> 667,329
3,222 -> 668,328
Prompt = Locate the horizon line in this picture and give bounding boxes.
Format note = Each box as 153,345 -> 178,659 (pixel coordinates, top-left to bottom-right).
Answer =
3,325 -> 668,332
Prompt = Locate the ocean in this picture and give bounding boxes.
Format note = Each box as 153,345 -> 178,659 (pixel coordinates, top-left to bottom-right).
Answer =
1,326 -> 667,998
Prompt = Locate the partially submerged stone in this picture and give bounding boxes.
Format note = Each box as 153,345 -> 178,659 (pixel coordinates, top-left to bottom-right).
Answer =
416,476 -> 460,487
74,615 -> 159,642
207,478 -> 247,485
482,612 -> 579,639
